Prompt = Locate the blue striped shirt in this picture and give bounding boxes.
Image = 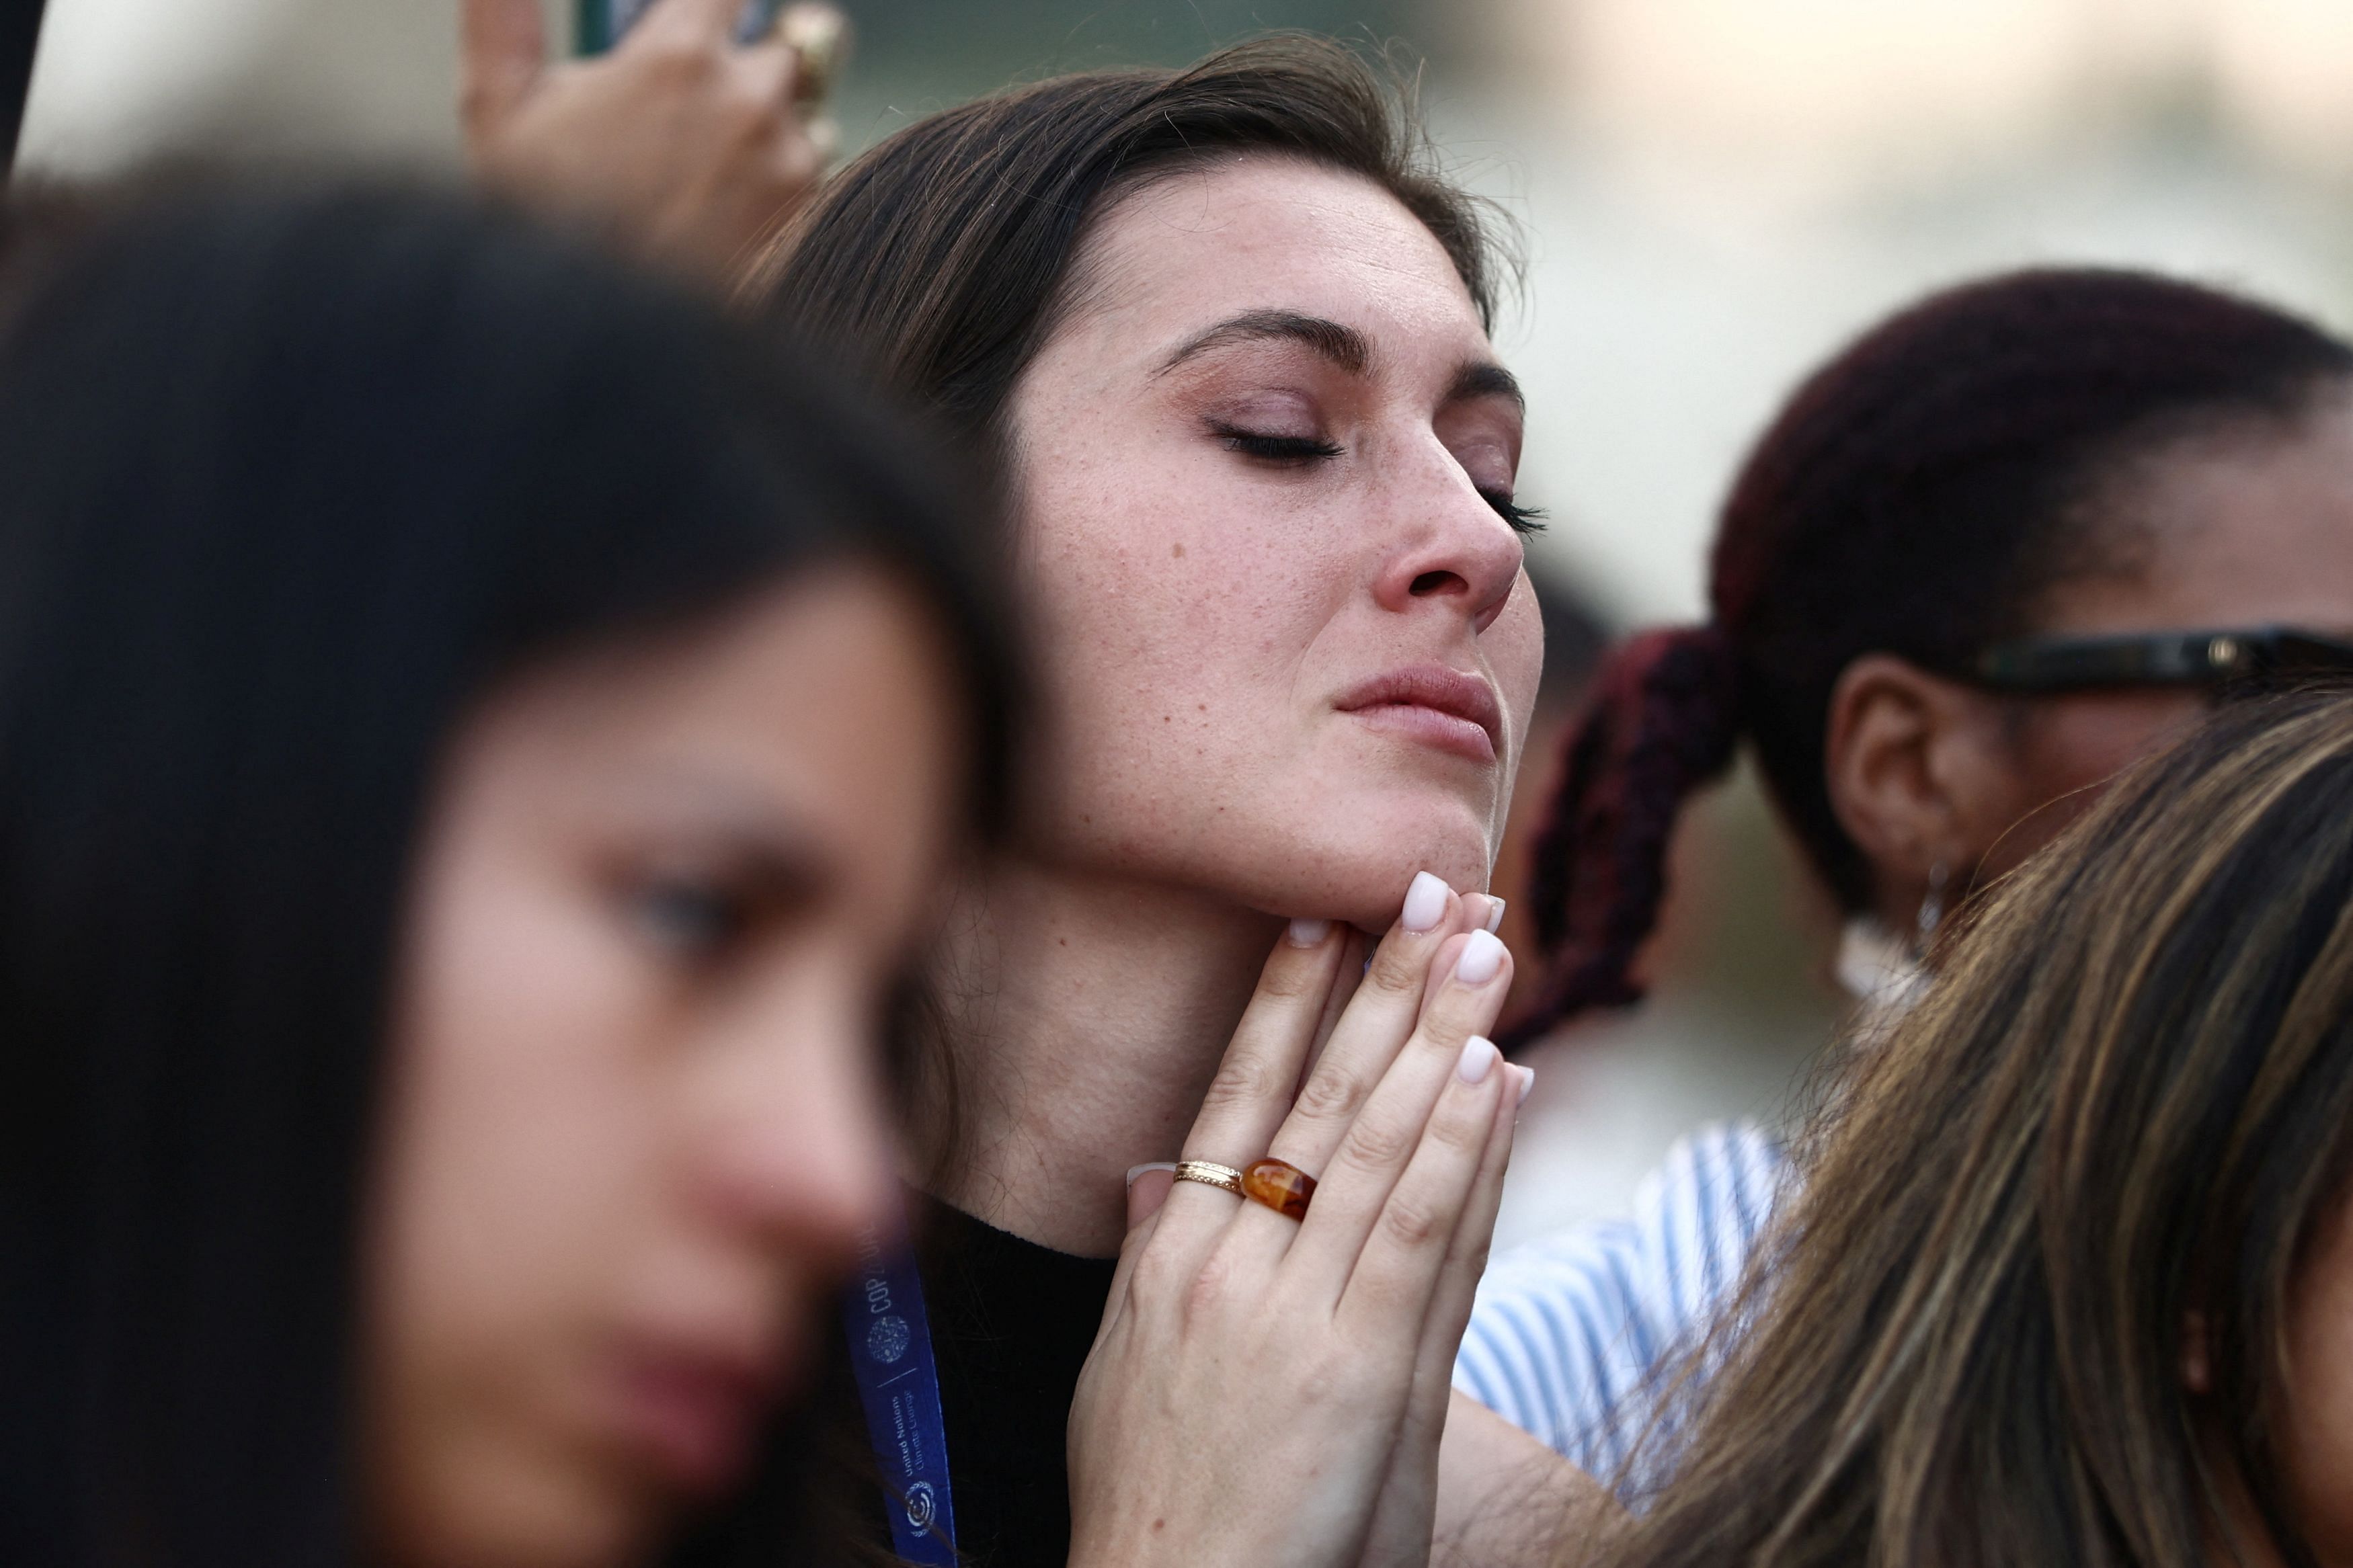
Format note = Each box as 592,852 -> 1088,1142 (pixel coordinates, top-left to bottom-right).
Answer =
1452,1120 -> 1792,1479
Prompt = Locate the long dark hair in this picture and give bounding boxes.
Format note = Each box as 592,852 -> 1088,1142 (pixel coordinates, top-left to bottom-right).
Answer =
0,185 -> 1014,1567
756,33 -> 1507,447
1596,687 -> 2353,1567
1513,269 -> 2353,1038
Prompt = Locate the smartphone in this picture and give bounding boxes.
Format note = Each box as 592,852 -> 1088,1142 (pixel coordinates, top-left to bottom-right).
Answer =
577,0 -> 786,53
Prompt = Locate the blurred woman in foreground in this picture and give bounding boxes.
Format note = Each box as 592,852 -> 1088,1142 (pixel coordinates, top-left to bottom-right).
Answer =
1599,686 -> 2353,1567
0,184 -> 1006,1566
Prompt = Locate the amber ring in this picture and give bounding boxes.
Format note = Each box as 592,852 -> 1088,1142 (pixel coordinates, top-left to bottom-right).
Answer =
1172,1159 -> 1244,1198
1241,1158 -> 1317,1221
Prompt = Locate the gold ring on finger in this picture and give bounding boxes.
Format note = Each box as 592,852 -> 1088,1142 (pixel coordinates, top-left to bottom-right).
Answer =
1171,1159 -> 1244,1197
772,5 -> 849,110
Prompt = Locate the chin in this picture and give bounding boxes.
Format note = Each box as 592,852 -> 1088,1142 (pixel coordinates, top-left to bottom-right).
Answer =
1227,790 -> 1498,930
436,1467 -> 655,1568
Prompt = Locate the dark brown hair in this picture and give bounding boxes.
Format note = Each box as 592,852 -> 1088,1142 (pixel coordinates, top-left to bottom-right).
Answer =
1513,269 -> 2353,1038
754,33 -> 1506,447
1593,687 -> 2353,1568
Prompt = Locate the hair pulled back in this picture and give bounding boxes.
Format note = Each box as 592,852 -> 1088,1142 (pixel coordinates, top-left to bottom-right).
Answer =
1515,267 -> 2353,1038
758,33 -> 1506,444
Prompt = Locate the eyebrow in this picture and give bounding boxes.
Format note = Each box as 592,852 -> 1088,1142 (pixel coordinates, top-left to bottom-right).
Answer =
1158,309 -> 1370,376
1449,360 -> 1525,414
1155,308 -> 1524,413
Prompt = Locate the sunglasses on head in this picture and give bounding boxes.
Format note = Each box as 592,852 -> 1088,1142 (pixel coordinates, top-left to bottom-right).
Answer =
1971,626 -> 2353,696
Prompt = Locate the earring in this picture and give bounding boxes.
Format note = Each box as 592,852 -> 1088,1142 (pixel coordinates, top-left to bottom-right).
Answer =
1916,860 -> 1950,949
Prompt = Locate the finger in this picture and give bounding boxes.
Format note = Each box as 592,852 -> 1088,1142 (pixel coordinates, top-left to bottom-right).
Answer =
1330,1035 -> 1511,1330
631,0 -> 752,49
1150,919 -> 1347,1267
1462,892 -> 1506,937
1173,919 -> 1346,1167
458,0 -> 546,133
1300,925 -> 1367,1087
1410,1064 -> 1525,1379
1095,1175 -> 1175,1341
802,114 -> 840,163
1262,872 -> 1476,1184
1125,1163 -> 1176,1229
1268,930 -> 1513,1288
732,35 -> 803,107
1365,1075 -> 1524,1553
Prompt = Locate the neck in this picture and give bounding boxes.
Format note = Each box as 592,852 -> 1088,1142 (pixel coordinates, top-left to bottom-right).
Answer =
916,853 -> 1283,1257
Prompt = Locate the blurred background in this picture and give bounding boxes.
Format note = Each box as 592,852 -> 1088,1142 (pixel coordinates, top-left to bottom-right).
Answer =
26,0 -> 2353,1248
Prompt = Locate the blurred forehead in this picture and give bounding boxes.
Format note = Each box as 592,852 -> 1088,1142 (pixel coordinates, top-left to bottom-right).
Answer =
1052,154 -> 1491,366
2040,390 -> 2353,636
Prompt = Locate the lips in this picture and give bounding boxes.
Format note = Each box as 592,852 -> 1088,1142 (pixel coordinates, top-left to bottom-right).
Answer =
1333,663 -> 1505,764
606,1335 -> 787,1499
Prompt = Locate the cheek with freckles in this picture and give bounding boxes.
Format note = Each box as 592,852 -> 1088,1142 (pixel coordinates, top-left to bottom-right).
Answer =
1016,447 -> 1360,872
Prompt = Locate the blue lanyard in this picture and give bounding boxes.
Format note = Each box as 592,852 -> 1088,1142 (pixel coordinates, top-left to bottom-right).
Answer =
842,1210 -> 958,1565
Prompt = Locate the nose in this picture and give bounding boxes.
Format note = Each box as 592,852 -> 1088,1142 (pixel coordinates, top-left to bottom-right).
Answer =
693,994 -> 897,1271
1370,448 -> 1525,634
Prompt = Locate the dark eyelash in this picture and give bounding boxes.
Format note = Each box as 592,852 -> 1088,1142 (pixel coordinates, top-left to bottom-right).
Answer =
1211,423 -> 1343,463
1482,491 -> 1548,537
1213,421 -> 1542,536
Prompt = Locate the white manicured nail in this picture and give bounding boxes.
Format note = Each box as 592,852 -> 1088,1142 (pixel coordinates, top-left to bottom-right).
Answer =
1126,1162 -> 1176,1189
1457,1035 -> 1499,1083
1402,871 -> 1449,932
1512,1064 -> 1536,1104
1456,929 -> 1506,985
1286,917 -> 1331,947
1484,897 -> 1507,934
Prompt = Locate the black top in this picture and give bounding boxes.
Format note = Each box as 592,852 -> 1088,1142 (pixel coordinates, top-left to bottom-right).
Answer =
919,1198 -> 1119,1567
669,1197 -> 1118,1568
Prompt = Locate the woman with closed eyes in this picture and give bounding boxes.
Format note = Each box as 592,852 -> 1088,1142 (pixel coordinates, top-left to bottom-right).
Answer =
758,34 -> 1587,1568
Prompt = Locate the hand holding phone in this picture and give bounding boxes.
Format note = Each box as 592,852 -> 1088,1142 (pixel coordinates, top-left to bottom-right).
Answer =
579,0 -> 784,54
461,0 -> 848,281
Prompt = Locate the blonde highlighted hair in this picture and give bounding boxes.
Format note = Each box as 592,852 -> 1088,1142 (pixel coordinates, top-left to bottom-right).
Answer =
1599,688 -> 2353,1567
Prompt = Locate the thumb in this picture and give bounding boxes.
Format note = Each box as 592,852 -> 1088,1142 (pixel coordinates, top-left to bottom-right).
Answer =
1090,1163 -> 1176,1335
461,0 -> 547,131
1125,1163 -> 1176,1229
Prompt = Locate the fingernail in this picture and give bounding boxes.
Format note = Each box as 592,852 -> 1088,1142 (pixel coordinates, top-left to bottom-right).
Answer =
1126,1162 -> 1176,1188
1457,1035 -> 1499,1083
1125,1165 -> 1175,1229
1484,897 -> 1507,934
1286,917 -> 1331,948
1511,1064 -> 1536,1104
1455,928 -> 1506,985
1402,871 -> 1449,933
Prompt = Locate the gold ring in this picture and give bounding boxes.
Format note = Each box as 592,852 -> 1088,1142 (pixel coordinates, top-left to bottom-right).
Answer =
772,5 -> 849,109
1171,1159 -> 1244,1197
